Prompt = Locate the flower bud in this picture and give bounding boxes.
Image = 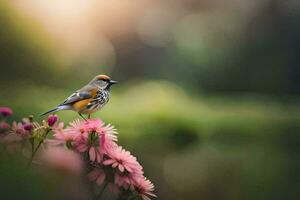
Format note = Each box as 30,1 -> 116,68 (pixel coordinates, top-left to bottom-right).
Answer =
0,107 -> 13,117
28,115 -> 34,122
23,123 -> 33,131
47,115 -> 58,127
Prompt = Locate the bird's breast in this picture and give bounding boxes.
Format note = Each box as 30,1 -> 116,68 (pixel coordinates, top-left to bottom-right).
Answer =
75,90 -> 110,114
72,99 -> 92,112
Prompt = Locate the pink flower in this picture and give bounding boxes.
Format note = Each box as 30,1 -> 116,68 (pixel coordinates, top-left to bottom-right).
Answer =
133,177 -> 156,200
42,146 -> 83,174
0,107 -> 13,117
49,117 -> 156,199
1,121 -> 31,145
11,121 -> 30,137
55,119 -> 118,163
23,123 -> 33,131
104,146 -> 143,174
52,122 -> 64,135
0,121 -> 10,130
74,132 -> 104,162
83,119 -> 118,143
87,168 -> 106,186
65,119 -> 86,135
53,122 -> 78,147
54,120 -> 85,144
83,119 -> 103,132
47,115 -> 58,127
53,122 -> 72,141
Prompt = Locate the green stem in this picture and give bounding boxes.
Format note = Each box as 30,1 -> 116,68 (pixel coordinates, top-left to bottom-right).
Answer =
94,182 -> 108,200
27,128 -> 51,167
30,138 -> 35,155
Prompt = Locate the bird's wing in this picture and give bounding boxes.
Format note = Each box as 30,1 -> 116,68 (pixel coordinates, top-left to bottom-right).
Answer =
59,85 -> 98,106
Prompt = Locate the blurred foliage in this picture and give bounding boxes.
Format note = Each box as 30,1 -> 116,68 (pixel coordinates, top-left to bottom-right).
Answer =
1,81 -> 300,200
1,0 -> 300,95
0,1 -> 66,86
1,0 -> 300,200
0,151 -> 90,200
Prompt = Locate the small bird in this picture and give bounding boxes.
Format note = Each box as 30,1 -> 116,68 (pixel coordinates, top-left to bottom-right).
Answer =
40,74 -> 117,119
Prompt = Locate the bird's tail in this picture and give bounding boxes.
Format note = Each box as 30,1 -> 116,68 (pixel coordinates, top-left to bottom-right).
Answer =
40,105 -> 70,117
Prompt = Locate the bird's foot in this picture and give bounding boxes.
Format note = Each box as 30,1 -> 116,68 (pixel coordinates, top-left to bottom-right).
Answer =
79,113 -> 87,121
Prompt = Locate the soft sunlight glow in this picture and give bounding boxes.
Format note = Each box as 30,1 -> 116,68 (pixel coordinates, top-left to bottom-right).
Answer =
11,0 -> 144,67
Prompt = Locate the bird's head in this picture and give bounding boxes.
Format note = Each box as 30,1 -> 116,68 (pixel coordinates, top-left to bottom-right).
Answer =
90,74 -> 117,90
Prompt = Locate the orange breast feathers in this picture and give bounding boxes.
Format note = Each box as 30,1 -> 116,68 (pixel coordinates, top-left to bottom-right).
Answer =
72,99 -> 92,112
89,88 -> 98,97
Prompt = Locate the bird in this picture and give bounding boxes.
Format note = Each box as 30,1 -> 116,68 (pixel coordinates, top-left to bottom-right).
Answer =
40,74 -> 117,119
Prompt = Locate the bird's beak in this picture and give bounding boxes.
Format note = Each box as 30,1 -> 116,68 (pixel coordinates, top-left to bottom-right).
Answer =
109,80 -> 118,85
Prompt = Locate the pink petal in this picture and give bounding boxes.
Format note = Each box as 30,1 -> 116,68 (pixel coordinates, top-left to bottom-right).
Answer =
118,164 -> 125,172
112,162 -> 118,168
96,152 -> 102,163
124,165 -> 133,173
76,144 -> 88,152
89,148 -> 96,161
103,159 -> 115,165
145,192 -> 157,197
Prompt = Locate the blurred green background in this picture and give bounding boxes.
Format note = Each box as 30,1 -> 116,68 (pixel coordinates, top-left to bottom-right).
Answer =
1,0 -> 300,200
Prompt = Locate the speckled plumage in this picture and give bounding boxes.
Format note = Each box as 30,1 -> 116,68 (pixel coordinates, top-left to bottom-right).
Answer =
40,75 -> 117,118
73,89 -> 110,114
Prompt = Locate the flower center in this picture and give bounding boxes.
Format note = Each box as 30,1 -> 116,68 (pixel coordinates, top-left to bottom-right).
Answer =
66,140 -> 73,149
88,131 -> 99,147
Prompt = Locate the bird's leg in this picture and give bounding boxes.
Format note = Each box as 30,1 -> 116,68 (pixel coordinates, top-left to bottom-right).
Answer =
88,114 -> 91,119
79,113 -> 87,121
